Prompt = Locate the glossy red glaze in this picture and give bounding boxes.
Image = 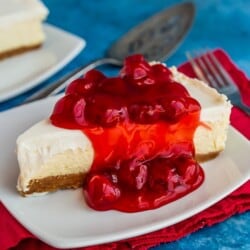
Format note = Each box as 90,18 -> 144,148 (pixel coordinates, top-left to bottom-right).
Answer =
50,55 -> 204,212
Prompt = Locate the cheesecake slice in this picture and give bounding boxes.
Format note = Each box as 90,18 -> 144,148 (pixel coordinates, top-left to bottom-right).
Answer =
0,0 -> 48,59
16,55 -> 231,212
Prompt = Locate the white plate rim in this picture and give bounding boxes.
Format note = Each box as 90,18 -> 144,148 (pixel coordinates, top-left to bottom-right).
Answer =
0,23 -> 85,102
0,96 -> 249,248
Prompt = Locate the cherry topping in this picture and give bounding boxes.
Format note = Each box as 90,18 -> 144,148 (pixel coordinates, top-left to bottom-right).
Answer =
66,69 -> 106,96
66,78 -> 93,95
50,94 -> 87,128
165,82 -> 190,97
148,157 -> 178,192
117,159 -> 148,190
84,69 -> 106,86
161,97 -> 201,123
98,77 -> 127,96
151,63 -> 172,85
85,174 -> 121,210
51,55 -> 201,127
120,54 -> 154,88
120,54 -> 151,78
85,93 -> 128,127
128,103 -> 164,124
50,54 -> 204,212
175,156 -> 201,185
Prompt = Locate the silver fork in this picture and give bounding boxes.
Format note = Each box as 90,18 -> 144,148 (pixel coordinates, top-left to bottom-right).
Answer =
186,50 -> 250,115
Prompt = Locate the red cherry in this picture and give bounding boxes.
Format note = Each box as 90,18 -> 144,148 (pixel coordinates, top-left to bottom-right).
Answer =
118,160 -> 148,190
128,103 -> 164,124
175,157 -> 200,185
161,97 -> 188,122
132,74 -> 156,87
66,69 -> 106,95
73,98 -> 87,126
133,67 -> 148,79
120,54 -> 153,88
168,82 -> 190,97
98,77 -> 127,95
151,63 -> 172,83
166,167 -> 181,192
50,94 -> 87,128
162,96 -> 201,123
66,70 -> 106,95
148,158 -> 172,193
103,106 -> 128,127
120,54 -> 151,77
85,93 -> 128,127
85,174 -> 121,210
84,69 -> 106,85
66,78 -> 95,95
185,97 -> 201,113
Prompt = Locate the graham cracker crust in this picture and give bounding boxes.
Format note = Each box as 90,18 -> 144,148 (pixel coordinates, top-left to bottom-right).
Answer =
195,151 -> 221,163
0,44 -> 42,60
19,173 -> 86,196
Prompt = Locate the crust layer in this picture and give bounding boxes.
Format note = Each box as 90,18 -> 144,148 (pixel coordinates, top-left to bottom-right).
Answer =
195,151 -> 221,163
19,173 -> 85,196
0,44 -> 41,60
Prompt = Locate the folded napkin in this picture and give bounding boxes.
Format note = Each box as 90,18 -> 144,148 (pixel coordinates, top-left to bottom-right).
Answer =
1,49 -> 249,250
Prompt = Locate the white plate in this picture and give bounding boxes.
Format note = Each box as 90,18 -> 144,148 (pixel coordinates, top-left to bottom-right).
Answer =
0,96 -> 249,249
0,24 -> 85,102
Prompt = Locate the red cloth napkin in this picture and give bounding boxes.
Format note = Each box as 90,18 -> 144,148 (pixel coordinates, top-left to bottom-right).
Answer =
1,49 -> 250,250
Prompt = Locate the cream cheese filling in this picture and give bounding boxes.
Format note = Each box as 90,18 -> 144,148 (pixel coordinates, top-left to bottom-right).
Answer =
17,120 -> 94,192
0,20 -> 45,53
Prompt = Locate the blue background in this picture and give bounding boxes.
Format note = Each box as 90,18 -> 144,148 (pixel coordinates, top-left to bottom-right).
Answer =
2,0 -> 250,249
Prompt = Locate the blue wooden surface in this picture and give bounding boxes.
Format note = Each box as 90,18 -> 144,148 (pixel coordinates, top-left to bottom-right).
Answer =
1,0 -> 250,249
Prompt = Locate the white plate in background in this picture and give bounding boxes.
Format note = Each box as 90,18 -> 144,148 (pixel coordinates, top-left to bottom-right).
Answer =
0,96 -> 249,249
0,24 -> 85,102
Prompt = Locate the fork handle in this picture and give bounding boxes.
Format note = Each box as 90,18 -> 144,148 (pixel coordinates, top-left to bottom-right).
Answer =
230,92 -> 250,115
23,57 -> 123,104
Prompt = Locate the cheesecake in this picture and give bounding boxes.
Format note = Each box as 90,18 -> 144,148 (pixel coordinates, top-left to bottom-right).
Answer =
0,0 -> 48,59
16,55 -> 232,212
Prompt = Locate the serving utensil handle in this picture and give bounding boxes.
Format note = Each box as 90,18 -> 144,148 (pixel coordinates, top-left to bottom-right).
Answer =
23,58 -> 122,104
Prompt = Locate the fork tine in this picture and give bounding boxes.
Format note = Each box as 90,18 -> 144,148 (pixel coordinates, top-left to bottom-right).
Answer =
185,52 -> 208,83
194,52 -> 219,88
186,49 -> 250,115
186,51 -> 216,88
202,51 -> 225,88
208,52 -> 236,88
196,52 -> 219,88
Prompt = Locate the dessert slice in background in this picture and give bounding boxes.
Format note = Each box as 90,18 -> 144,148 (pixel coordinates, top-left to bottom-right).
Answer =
0,0 -> 48,59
